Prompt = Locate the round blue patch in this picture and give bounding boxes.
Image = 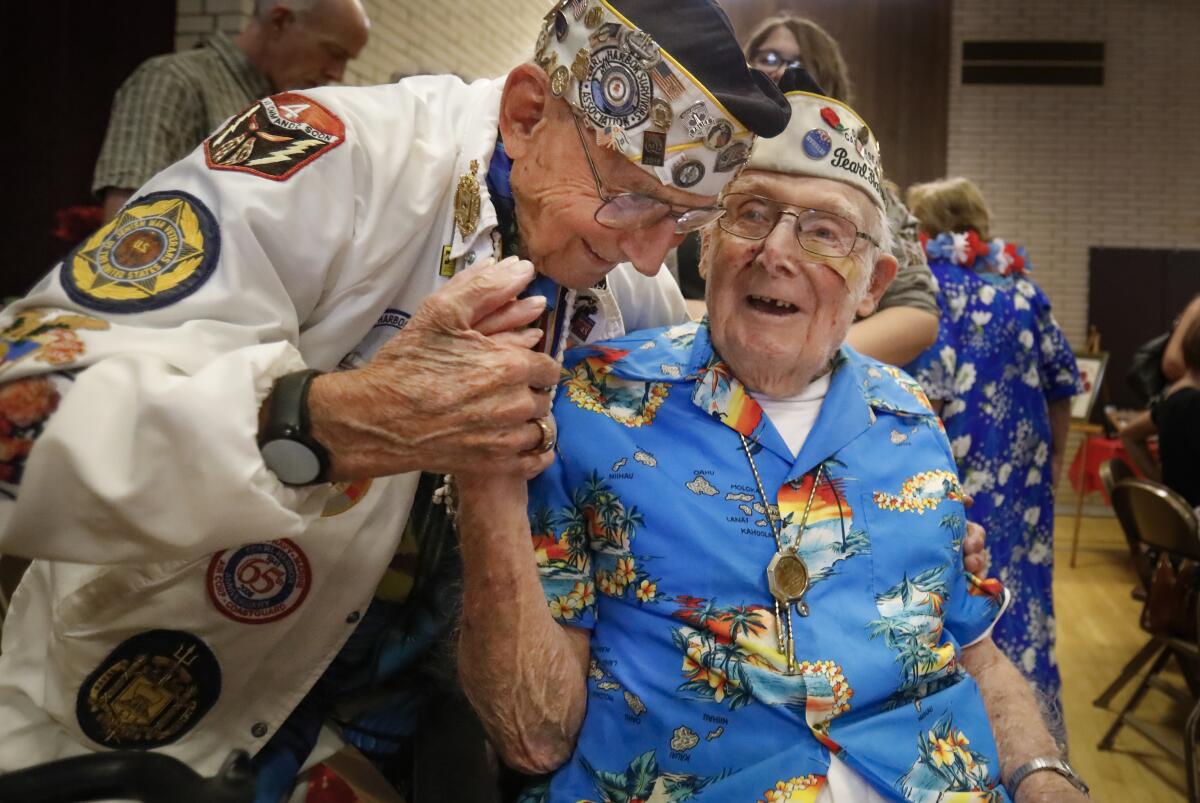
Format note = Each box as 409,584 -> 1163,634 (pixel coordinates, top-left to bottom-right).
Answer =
76,629 -> 221,749
803,128 -> 833,160
61,190 -> 220,313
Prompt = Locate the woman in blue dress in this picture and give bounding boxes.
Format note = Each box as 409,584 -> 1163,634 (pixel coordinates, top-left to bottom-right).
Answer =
904,176 -> 1081,744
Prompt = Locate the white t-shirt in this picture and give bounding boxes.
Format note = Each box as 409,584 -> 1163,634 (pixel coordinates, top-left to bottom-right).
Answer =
753,373 -> 890,803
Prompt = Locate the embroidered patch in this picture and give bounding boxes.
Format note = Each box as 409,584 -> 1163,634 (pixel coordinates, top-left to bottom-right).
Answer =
0,376 -> 61,485
0,308 -> 110,375
204,92 -> 345,181
76,629 -> 221,749
337,308 -> 411,369
322,478 -> 372,517
61,192 -> 219,313
207,539 -> 312,624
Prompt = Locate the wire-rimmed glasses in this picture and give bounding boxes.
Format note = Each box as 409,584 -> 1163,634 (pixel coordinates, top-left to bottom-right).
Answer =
569,114 -> 725,234
718,192 -> 881,257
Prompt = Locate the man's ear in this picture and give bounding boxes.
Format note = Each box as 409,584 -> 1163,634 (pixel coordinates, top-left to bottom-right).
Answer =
855,252 -> 899,318
499,64 -> 553,160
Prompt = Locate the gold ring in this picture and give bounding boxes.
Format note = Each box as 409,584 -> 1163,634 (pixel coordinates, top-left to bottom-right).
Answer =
534,416 -> 557,453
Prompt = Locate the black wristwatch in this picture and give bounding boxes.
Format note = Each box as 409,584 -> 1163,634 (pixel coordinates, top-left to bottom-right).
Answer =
259,369 -> 331,486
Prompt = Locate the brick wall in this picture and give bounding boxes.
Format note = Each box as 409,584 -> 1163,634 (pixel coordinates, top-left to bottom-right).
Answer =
174,0 -> 549,82
948,0 -> 1200,348
176,0 -> 254,52
348,0 -> 549,84
948,1 -> 1200,510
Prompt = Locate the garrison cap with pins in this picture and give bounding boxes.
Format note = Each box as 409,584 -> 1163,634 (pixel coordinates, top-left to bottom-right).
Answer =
746,66 -> 886,212
535,0 -> 790,197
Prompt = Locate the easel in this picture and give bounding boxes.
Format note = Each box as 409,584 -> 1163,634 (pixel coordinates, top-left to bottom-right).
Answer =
1068,420 -> 1105,568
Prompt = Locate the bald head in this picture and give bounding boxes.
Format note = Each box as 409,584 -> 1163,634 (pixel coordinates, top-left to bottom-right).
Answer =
240,0 -> 370,90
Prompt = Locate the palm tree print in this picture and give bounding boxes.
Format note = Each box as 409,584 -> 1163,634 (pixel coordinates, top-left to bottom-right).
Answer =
578,749 -> 729,802
535,472 -> 663,610
868,567 -> 963,710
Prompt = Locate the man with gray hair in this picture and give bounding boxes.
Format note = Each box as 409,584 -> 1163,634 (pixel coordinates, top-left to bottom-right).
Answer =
93,0 -> 370,220
0,0 -> 788,799
457,74 -> 1088,802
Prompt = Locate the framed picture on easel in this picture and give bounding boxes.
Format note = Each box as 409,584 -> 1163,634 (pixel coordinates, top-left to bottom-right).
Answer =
1070,351 -> 1109,422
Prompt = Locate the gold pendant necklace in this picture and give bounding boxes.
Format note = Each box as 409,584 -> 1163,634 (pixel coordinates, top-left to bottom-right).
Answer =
739,434 -> 823,676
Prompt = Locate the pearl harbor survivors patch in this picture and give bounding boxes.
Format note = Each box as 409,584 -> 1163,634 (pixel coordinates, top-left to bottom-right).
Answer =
204,91 -> 345,181
76,629 -> 222,749
61,191 -> 219,313
207,539 -> 312,624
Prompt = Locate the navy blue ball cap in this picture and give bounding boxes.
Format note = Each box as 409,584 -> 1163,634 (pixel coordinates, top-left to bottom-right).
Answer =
610,0 -> 791,137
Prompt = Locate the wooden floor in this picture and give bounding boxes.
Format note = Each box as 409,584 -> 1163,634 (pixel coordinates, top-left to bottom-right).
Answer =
1056,513 -> 1191,802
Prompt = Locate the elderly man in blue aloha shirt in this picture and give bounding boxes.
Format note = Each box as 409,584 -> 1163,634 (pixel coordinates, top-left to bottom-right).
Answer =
455,75 -> 1088,803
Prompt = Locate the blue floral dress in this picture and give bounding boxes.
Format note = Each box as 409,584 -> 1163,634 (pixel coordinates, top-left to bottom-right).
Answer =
906,233 -> 1082,739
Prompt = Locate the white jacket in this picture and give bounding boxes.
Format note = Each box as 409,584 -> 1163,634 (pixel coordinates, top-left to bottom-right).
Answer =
0,74 -> 686,776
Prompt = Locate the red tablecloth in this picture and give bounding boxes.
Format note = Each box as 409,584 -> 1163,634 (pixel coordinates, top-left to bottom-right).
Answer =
1067,436 -> 1145,503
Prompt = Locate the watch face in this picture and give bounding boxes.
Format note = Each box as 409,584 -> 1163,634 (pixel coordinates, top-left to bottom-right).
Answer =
261,438 -> 321,485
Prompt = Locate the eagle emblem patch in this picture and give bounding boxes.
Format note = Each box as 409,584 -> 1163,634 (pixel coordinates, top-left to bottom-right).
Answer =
204,92 -> 345,181
61,191 -> 219,312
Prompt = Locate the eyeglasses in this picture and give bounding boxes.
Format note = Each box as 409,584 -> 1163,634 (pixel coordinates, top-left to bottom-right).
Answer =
718,193 -> 881,257
749,49 -> 804,72
570,115 -> 726,234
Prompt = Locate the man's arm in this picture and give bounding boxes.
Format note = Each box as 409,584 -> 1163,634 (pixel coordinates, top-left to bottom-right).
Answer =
961,639 -> 1087,802
1119,408 -> 1161,481
1163,295 -> 1200,381
1,84 -> 560,564
101,189 -> 133,222
846,306 -> 939,366
1047,397 -> 1071,488
93,59 -> 201,221
457,471 -> 591,774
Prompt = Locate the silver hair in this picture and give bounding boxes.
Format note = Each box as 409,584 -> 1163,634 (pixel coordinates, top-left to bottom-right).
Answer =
871,204 -> 895,260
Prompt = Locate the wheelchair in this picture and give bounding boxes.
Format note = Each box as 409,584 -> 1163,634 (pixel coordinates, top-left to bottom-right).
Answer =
0,749 -> 254,803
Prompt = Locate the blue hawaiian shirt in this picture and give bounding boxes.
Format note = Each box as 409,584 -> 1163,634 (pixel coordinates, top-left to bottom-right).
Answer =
523,320 -> 1012,803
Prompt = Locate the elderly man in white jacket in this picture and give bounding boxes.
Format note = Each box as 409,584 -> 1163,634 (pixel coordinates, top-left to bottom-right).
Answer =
0,0 -> 789,798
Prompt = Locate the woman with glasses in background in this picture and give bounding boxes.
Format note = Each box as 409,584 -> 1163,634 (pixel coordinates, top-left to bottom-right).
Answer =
674,14 -> 941,368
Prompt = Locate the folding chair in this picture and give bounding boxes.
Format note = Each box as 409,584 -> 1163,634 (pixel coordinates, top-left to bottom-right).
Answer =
1100,458 -> 1145,599
1094,478 -> 1200,800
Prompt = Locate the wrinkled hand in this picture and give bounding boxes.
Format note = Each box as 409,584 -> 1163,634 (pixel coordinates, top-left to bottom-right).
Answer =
963,521 -> 988,576
309,256 -> 562,480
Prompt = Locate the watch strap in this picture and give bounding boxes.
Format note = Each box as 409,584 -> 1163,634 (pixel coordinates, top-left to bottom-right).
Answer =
259,369 -> 331,485
1007,756 -> 1089,797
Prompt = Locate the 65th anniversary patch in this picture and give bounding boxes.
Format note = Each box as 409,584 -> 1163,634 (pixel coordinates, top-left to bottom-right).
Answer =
204,92 -> 345,181
61,191 -> 219,313
207,539 -> 312,624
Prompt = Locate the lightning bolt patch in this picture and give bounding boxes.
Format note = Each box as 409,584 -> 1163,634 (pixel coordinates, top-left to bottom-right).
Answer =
204,91 -> 346,181
246,139 -> 323,166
